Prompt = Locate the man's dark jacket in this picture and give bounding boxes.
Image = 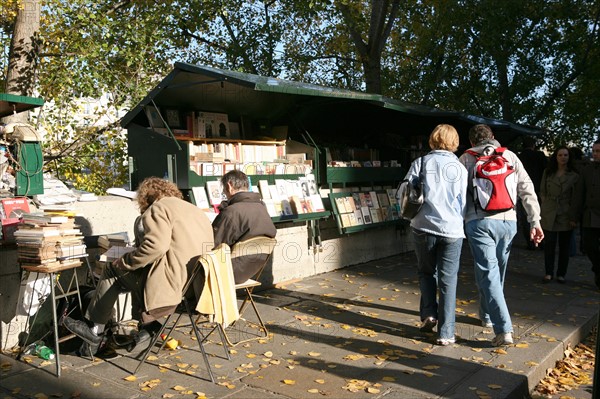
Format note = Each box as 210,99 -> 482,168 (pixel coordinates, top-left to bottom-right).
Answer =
212,191 -> 277,248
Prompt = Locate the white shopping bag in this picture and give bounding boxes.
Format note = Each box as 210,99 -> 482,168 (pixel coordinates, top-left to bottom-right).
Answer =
16,272 -> 52,316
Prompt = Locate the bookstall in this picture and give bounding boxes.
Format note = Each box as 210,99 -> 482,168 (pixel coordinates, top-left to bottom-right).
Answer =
121,63 -> 542,284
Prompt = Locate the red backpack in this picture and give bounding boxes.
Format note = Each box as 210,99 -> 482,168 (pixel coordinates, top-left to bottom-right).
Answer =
465,146 -> 518,212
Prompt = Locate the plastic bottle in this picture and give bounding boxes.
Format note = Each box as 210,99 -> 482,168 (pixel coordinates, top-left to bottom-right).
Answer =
35,344 -> 55,360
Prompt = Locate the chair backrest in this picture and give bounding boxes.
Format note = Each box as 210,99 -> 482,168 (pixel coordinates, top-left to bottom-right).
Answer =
230,236 -> 277,284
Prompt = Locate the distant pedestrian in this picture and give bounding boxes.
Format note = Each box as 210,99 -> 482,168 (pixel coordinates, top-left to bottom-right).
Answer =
540,146 -> 578,283
459,124 -> 543,347
569,140 -> 600,289
518,136 -> 547,249
405,124 -> 467,346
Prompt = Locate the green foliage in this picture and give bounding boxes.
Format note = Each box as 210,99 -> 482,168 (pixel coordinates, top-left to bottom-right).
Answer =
3,0 -> 599,196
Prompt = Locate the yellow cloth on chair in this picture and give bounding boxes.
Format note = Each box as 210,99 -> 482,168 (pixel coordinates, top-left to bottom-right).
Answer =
196,245 -> 239,328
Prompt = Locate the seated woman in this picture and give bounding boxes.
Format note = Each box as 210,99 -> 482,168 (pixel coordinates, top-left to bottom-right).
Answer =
63,177 -> 214,356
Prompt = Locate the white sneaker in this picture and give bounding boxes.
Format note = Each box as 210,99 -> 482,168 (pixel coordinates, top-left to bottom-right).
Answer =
482,320 -> 493,328
419,317 -> 437,332
436,337 -> 456,346
492,332 -> 513,346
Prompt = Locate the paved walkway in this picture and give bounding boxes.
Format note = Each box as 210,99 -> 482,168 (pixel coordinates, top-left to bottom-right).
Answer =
1,237 -> 598,399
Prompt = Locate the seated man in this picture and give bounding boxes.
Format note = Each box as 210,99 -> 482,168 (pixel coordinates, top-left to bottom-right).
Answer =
63,177 -> 214,355
212,170 -> 277,283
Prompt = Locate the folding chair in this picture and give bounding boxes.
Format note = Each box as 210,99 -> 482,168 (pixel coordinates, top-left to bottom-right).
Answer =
222,236 -> 277,346
132,246 -> 233,382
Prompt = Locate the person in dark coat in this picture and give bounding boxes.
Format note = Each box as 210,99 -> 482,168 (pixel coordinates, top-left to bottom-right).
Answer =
569,140 -> 600,289
212,170 -> 277,282
518,136 -> 548,249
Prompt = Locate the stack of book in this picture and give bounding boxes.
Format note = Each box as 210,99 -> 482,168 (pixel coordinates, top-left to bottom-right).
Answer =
15,211 -> 86,269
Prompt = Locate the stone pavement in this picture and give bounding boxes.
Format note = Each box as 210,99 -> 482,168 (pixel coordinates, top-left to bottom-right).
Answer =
1,237 -> 598,399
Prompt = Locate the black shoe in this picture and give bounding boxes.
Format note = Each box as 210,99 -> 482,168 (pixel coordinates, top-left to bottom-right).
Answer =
63,316 -> 103,345
125,322 -> 160,353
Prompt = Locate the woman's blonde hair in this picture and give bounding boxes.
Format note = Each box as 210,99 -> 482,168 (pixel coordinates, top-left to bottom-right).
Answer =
429,124 -> 460,152
136,177 -> 183,213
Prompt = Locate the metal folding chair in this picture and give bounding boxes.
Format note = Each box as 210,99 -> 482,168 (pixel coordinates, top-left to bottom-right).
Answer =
222,236 -> 277,346
132,247 -> 231,382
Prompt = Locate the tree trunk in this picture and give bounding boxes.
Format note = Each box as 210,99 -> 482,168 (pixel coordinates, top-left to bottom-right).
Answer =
3,0 -> 41,124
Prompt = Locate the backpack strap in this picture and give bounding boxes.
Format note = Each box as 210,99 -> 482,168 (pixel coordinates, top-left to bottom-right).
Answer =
465,149 -> 480,158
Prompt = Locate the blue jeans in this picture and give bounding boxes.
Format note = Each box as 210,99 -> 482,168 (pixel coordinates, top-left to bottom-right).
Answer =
466,219 -> 517,335
413,229 -> 463,339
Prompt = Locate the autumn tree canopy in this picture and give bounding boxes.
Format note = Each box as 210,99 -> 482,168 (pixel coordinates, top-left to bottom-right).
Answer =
1,0 -> 599,193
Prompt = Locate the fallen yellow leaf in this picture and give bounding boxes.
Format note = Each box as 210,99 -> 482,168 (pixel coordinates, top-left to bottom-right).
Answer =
124,375 -> 137,382
283,379 -> 296,385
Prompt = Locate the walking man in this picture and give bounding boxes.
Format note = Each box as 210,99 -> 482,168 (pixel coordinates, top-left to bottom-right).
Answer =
459,125 -> 544,346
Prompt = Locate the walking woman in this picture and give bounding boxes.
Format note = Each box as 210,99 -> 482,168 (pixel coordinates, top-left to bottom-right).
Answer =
404,124 -> 468,345
540,146 -> 579,283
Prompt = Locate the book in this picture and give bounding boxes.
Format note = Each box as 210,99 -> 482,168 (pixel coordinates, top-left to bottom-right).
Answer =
192,186 -> 210,209
361,207 -> 372,224
369,191 -> 380,209
274,179 -> 289,200
258,180 -> 271,200
21,212 -> 69,224
281,200 -> 293,216
377,192 -> 390,208
1,197 -> 30,218
334,197 -> 348,213
99,246 -> 136,262
289,196 -> 304,214
206,180 -> 225,206
307,195 -> 325,212
14,228 -> 61,238
262,199 -> 279,217
341,213 -> 352,227
354,209 -> 364,225
370,208 -> 381,223
345,196 -> 357,211
198,112 -> 230,138
57,244 -> 87,258
268,185 -> 280,201
358,193 -> 368,207
386,188 -> 398,205
98,233 -> 129,249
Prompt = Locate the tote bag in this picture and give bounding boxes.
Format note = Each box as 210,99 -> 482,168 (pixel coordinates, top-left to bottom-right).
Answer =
397,156 -> 425,220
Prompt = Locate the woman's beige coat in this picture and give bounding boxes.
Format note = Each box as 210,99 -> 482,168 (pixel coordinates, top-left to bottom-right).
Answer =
540,170 -> 578,231
122,197 -> 214,313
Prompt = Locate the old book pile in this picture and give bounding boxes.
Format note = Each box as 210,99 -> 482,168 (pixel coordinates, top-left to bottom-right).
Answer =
15,211 -> 86,270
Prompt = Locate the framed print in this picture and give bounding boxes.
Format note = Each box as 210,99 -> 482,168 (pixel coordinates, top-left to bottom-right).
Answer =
144,106 -> 164,128
165,109 -> 182,128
